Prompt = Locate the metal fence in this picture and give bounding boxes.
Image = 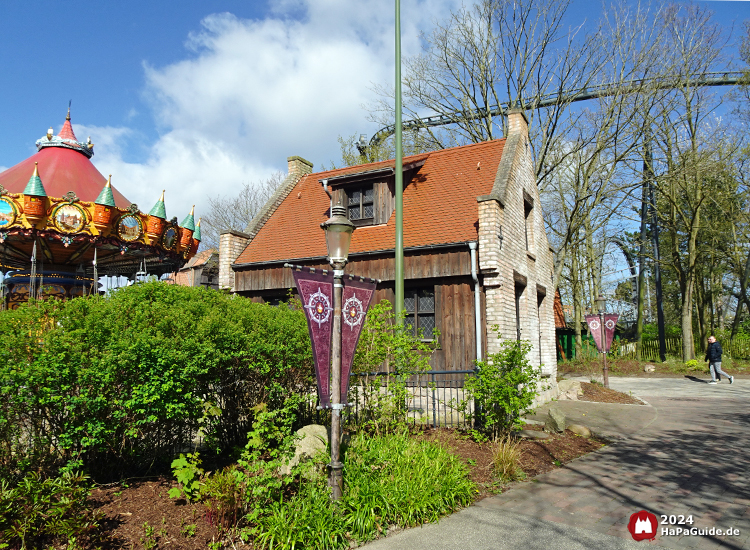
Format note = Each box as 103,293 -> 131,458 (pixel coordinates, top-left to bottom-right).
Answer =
299,369 -> 477,430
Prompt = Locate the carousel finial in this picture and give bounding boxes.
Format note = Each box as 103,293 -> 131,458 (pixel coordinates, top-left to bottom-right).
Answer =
23,162 -> 47,197
180,205 -> 196,231
95,175 -> 116,207
148,190 -> 167,219
193,218 -> 202,242
66,100 -> 71,121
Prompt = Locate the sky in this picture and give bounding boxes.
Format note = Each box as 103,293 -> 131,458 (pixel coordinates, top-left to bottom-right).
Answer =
0,0 -> 748,226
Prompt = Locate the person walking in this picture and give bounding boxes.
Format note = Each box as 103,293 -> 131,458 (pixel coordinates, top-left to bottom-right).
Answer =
705,335 -> 734,385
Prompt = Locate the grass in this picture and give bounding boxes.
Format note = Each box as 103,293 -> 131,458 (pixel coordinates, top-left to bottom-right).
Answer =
492,437 -> 524,482
248,431 -> 476,550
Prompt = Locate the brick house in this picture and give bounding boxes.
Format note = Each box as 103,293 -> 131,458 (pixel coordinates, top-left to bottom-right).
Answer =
219,109 -> 558,402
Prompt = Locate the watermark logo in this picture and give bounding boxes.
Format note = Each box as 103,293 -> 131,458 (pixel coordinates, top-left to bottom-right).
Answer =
628,510 -> 658,541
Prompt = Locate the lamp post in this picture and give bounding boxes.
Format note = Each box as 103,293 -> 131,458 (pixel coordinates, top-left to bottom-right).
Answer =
321,205 -> 355,500
596,294 -> 609,388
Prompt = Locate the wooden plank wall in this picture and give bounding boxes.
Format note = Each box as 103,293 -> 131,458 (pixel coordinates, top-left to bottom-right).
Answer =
234,248 -> 472,292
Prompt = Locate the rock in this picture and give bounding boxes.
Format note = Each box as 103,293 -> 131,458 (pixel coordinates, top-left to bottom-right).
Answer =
545,407 -> 566,433
567,423 -> 592,438
644,364 -> 656,373
281,424 -> 328,475
557,380 -> 583,401
516,429 -> 550,440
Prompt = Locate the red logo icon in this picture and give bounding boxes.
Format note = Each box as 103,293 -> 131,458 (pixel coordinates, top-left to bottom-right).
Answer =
627,510 -> 658,541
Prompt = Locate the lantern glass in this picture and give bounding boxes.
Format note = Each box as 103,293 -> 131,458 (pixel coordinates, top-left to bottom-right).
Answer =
595,295 -> 606,314
321,206 -> 355,265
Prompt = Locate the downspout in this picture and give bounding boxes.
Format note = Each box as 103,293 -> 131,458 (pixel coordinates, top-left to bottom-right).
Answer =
321,179 -> 332,211
469,242 -> 482,363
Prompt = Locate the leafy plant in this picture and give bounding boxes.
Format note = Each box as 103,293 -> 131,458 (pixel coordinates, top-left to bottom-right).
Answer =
168,452 -> 204,501
181,522 -> 197,538
0,471 -> 104,550
461,330 -> 543,439
350,301 -> 438,434
141,521 -> 156,550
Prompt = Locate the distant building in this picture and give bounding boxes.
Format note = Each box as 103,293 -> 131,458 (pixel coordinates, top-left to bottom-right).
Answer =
167,249 -> 219,289
220,109 -> 559,403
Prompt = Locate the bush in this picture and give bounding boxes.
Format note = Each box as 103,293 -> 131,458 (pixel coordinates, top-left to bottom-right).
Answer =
0,282 -> 313,479
0,471 -> 104,549
462,331 -> 542,439
247,431 -> 475,549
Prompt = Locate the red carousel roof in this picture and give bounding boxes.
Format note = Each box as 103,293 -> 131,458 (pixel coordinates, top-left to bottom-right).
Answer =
0,111 -> 130,208
0,147 -> 131,208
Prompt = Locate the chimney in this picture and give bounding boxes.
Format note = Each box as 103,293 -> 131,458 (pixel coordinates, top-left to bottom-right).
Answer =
287,156 -> 314,179
506,108 -> 529,137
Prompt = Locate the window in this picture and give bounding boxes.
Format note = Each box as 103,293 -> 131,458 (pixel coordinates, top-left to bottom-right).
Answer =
523,192 -> 534,252
405,287 -> 436,340
515,282 -> 524,342
348,185 -> 374,224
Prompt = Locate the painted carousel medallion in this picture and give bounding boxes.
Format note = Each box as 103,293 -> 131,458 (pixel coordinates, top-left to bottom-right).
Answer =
117,214 -> 142,242
162,226 -> 178,250
53,204 -> 86,233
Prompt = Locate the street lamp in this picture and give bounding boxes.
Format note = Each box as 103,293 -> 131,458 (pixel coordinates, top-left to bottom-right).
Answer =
595,295 -> 609,388
320,205 -> 355,500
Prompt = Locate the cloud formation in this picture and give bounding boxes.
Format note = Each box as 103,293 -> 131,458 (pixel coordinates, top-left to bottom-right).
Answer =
86,0 -> 459,221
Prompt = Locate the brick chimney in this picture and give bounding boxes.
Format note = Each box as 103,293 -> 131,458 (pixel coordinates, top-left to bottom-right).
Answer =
506,108 -> 529,137
287,156 -> 313,179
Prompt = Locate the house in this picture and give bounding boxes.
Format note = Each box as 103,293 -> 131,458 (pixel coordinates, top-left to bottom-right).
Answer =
219,109 -> 559,402
167,249 -> 219,289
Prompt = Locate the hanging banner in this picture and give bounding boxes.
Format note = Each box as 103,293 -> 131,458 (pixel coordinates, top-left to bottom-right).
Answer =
339,274 -> 378,404
585,313 -> 619,353
291,266 -> 334,409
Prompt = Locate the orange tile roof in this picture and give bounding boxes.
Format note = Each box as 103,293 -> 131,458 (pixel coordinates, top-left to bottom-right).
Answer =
235,139 -> 505,265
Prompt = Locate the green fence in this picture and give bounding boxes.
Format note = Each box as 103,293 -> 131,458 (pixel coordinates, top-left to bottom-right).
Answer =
559,334 -> 750,362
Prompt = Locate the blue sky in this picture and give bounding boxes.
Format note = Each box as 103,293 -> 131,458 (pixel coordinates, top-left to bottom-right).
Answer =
0,0 -> 748,222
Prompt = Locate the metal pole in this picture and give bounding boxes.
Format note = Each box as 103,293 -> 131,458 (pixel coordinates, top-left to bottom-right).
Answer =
394,0 -> 404,327
329,266 -> 344,500
600,309 -> 609,388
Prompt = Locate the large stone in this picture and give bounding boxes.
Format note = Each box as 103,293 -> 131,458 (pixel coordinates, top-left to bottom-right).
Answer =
557,380 -> 583,401
545,407 -> 566,433
516,429 -> 550,440
567,423 -> 592,438
644,364 -> 656,373
280,424 -> 328,475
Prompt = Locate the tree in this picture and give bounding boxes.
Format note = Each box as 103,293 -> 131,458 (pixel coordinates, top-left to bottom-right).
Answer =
200,172 -> 285,250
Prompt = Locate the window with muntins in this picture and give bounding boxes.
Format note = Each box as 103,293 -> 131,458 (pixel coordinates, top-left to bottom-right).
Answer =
348,185 -> 374,224
405,287 -> 436,340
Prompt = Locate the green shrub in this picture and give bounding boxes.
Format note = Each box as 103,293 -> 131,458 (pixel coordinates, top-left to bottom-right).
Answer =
0,282 -> 313,479
0,471 -> 104,549
246,431 -> 475,550
462,331 -> 542,439
350,301 -> 438,434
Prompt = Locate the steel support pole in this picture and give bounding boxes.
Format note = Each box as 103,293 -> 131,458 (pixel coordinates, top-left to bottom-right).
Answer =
600,311 -> 609,388
329,267 -> 344,500
394,0 -> 404,327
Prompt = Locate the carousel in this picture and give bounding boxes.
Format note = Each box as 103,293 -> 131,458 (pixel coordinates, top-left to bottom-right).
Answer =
0,108 -> 201,308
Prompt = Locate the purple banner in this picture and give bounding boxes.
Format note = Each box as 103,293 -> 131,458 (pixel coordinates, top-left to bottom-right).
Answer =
292,267 -> 334,409
339,275 -> 378,404
585,313 -> 619,353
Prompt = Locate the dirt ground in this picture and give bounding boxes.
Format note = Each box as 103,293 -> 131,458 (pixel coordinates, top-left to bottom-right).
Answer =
579,381 -> 643,405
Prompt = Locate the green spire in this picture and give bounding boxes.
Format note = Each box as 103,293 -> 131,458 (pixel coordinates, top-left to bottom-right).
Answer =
148,190 -> 166,219
180,205 -> 195,231
193,218 -> 201,241
95,175 -> 116,207
23,162 -> 47,197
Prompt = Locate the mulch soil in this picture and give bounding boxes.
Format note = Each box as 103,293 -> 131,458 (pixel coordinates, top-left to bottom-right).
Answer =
579,381 -> 644,405
85,426 -> 607,549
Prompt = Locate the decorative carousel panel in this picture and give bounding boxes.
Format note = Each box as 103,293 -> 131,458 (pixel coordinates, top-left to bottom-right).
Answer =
40,284 -> 66,300
117,214 -> 143,242
0,198 -> 17,228
162,226 -> 179,251
53,203 -> 86,233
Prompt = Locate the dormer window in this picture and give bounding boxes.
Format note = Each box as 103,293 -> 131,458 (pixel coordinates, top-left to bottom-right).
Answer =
348,185 -> 374,224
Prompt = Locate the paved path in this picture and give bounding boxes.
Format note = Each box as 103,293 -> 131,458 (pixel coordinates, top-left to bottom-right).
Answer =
363,378 -> 750,549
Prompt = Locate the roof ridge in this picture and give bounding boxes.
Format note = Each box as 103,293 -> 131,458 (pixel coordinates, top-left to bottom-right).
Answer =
243,167 -> 312,239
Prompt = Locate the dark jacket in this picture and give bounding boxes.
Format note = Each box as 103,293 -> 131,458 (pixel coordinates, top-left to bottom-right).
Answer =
705,341 -> 722,362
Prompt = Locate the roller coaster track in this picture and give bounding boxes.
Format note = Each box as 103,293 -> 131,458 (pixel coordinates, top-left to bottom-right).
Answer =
368,70 -> 746,148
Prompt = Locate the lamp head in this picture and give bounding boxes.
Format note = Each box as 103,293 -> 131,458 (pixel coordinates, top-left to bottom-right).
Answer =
321,205 -> 355,267
595,294 -> 606,314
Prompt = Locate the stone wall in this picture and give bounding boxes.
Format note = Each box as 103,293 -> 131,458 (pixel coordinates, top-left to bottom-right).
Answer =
477,109 -> 558,404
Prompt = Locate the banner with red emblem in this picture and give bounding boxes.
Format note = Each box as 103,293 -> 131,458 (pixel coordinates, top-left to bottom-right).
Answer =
585,313 -> 619,353
339,274 -> 378,404
291,266 -> 334,409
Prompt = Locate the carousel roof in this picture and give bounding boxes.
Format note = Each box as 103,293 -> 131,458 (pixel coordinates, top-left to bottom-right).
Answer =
0,112 -> 130,208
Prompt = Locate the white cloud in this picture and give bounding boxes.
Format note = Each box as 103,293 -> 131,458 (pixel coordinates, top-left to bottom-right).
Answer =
87,0 -> 461,221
